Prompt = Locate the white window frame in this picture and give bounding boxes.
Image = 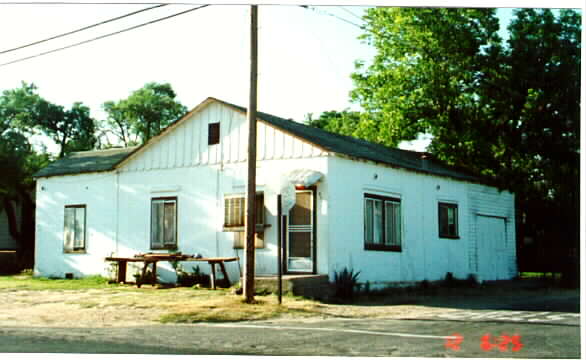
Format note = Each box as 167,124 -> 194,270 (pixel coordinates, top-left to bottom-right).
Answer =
364,193 -> 402,252
64,205 -> 86,253
438,202 -> 459,239
150,197 -> 178,250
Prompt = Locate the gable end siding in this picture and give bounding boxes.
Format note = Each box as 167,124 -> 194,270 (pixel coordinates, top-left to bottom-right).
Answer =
467,183 -> 516,277
120,102 -> 326,172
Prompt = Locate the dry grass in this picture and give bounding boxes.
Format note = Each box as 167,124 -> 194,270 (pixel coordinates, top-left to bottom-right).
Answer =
159,294 -> 324,323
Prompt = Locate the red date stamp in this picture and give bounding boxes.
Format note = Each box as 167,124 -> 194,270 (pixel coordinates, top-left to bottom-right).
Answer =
445,333 -> 524,352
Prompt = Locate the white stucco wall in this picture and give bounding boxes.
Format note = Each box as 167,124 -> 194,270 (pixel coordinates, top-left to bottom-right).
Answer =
325,155 -> 515,286
34,173 -> 118,278
33,100 -> 515,286
34,156 -> 329,282
34,100 -> 331,282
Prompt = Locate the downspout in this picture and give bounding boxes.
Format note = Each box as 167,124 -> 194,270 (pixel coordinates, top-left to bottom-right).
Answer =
115,170 -> 120,255
422,172 -> 426,279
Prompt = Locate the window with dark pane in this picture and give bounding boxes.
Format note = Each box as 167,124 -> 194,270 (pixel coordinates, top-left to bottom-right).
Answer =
438,202 -> 459,238
64,205 -> 86,253
151,197 -> 177,249
208,122 -> 220,145
364,194 -> 402,251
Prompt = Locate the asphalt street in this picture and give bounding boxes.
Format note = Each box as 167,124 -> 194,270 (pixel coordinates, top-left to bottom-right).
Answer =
0,309 -> 580,358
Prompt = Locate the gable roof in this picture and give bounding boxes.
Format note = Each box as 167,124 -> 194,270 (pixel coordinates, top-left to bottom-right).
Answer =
212,98 -> 482,183
35,97 -> 482,184
33,147 -> 137,178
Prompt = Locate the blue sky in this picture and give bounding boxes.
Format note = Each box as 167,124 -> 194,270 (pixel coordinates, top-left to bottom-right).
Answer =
0,2 -> 581,153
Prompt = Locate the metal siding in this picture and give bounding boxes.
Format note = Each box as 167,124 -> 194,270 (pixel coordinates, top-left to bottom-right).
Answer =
120,102 -> 326,172
467,183 -> 516,279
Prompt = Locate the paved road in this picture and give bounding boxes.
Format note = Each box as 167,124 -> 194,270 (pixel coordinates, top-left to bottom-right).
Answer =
0,308 -> 580,358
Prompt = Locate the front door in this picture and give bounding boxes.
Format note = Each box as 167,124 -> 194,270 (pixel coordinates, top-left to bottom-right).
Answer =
286,190 -> 314,273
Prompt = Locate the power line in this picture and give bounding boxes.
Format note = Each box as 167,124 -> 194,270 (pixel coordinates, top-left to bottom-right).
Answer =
0,2 -> 167,4
338,6 -> 363,22
0,4 -> 209,68
300,5 -> 361,29
0,4 -> 167,55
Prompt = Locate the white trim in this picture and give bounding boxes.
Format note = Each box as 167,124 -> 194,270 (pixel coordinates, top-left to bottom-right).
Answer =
150,185 -> 181,194
362,186 -> 402,199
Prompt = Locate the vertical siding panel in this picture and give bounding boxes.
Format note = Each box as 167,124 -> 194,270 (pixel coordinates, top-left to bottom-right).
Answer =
229,111 -> 237,163
186,115 -> 194,166
179,121 -> 187,167
239,114 -> 248,162
265,124 -> 275,160
221,111 -> 229,164
274,126 -> 284,159
210,105 -> 219,165
170,129 -> 178,168
201,107 -> 209,165
193,108 -> 201,166
257,122 -> 266,160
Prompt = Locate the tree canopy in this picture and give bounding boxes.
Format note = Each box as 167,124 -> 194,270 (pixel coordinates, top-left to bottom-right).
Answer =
332,8 -> 580,272
102,82 -> 187,146
1,83 -> 97,158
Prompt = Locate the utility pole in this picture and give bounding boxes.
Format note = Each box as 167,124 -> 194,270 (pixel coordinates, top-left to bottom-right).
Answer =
243,4 -> 258,303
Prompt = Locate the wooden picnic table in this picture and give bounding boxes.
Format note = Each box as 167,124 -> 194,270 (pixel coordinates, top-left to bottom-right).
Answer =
105,254 -> 238,289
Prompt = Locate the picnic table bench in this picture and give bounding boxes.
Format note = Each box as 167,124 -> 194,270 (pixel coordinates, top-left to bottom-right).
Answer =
105,254 -> 238,289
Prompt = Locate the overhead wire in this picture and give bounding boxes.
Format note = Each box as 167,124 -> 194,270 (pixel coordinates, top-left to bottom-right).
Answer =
0,4 -> 209,68
299,5 -> 361,29
0,2 -> 167,4
338,6 -> 364,22
0,4 -> 167,55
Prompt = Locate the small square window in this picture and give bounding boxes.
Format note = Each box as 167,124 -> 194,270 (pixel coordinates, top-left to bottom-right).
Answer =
438,202 -> 459,238
208,122 -> 220,145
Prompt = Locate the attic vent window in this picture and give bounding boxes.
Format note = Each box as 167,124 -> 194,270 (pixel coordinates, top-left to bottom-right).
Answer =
208,122 -> 220,145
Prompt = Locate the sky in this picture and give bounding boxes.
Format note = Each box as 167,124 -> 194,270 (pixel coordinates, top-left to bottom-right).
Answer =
0,1 -> 582,154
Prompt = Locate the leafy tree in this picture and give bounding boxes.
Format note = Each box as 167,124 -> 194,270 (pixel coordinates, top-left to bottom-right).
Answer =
0,85 -> 52,269
345,8 -> 580,277
102,82 -> 187,145
304,110 -> 361,137
1,83 -> 97,158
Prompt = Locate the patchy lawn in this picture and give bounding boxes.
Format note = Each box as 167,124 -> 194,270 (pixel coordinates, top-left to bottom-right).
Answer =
0,274 -> 578,328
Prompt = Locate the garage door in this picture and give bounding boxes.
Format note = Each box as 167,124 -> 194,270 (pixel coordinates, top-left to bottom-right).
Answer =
477,215 -> 508,281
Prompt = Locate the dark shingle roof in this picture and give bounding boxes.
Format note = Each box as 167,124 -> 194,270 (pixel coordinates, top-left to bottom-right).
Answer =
215,99 -> 482,183
33,147 -> 137,178
34,97 -> 482,183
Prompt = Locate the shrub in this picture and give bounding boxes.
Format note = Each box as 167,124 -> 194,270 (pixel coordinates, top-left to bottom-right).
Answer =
176,265 -> 210,288
333,267 -> 361,300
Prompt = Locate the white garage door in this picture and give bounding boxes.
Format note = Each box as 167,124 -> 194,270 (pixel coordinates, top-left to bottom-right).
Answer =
477,215 -> 508,281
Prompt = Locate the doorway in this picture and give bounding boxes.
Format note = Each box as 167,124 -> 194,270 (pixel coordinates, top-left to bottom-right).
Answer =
286,189 -> 315,273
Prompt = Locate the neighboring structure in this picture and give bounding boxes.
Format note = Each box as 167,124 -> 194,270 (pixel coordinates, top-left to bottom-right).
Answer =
33,97 -> 516,286
0,200 -> 20,251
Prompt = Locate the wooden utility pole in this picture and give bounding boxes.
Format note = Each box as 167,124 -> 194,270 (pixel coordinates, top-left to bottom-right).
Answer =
243,4 -> 258,303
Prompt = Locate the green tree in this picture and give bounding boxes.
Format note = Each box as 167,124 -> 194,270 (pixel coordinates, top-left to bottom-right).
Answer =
304,110 -> 362,137
102,82 -> 187,145
1,83 -> 97,158
0,85 -> 52,269
349,8 -> 581,279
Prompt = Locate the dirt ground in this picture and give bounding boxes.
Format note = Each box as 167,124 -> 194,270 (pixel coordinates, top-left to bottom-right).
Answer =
0,287 -> 466,328
0,285 -> 578,328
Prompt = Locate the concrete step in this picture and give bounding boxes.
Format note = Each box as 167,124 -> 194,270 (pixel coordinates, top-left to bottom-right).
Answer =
250,274 -> 332,299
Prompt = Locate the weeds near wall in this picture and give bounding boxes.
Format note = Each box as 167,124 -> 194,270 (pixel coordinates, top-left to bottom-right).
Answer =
333,267 -> 361,300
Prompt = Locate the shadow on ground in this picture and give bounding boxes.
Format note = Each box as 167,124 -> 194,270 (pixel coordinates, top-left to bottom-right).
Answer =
339,279 -> 580,313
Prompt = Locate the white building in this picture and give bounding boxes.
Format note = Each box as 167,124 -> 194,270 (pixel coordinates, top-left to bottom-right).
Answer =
33,97 -> 516,286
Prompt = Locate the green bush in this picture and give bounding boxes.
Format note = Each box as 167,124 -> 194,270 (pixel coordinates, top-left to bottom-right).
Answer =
333,267 -> 360,300
176,265 -> 210,288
